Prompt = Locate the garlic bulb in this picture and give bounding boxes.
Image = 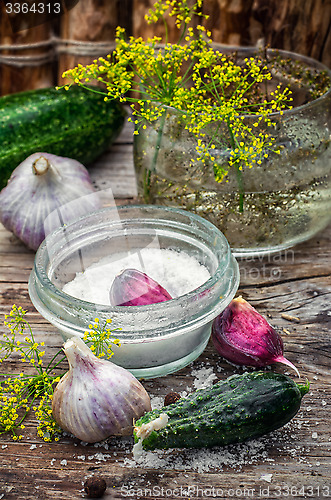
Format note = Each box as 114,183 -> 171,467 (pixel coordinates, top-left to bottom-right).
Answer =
0,152 -> 101,250
52,337 -> 151,443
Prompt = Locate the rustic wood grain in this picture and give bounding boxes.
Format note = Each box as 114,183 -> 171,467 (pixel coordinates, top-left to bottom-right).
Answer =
202,0 -> 331,67
203,0 -> 259,47
0,121 -> 330,500
0,4 -> 54,96
58,0 -> 119,85
252,0 -> 331,68
1,0 -> 330,99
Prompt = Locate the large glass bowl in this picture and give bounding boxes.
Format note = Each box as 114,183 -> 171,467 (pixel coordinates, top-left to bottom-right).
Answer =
134,47 -> 331,257
28,205 -> 239,379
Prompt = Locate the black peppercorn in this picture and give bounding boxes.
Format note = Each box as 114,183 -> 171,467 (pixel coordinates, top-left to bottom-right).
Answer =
84,477 -> 107,498
164,392 -> 181,406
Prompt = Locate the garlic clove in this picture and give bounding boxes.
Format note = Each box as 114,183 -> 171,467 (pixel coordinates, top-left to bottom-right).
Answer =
0,152 -> 101,250
211,296 -> 300,376
109,268 -> 172,306
52,337 -> 151,443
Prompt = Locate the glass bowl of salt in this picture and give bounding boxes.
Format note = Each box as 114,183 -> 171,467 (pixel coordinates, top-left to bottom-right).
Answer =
29,205 -> 239,379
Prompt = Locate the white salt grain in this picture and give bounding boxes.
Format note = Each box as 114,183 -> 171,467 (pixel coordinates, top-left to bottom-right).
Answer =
60,459 -> 67,466
259,473 -> 273,483
63,248 -> 210,305
312,432 -> 318,439
150,395 -> 164,409
88,452 -> 112,462
127,437 -> 269,473
191,366 -> 217,390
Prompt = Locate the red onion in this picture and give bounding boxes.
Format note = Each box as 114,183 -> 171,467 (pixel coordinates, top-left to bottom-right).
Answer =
211,296 -> 300,376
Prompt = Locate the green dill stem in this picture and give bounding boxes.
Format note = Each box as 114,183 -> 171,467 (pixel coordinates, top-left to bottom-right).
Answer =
227,122 -> 245,212
178,22 -> 188,44
45,350 -> 66,374
143,167 -> 152,203
77,84 -> 108,97
162,16 -> 169,44
235,164 -> 245,213
143,109 -> 167,202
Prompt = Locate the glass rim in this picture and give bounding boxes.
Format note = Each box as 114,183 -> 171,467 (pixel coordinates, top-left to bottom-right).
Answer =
147,45 -> 331,120
31,204 -> 239,323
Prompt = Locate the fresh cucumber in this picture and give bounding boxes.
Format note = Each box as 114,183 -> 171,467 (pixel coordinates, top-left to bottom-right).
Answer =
134,371 -> 309,450
0,85 -> 126,189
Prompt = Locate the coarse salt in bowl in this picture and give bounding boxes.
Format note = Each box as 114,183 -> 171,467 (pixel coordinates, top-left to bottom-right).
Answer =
28,205 -> 240,379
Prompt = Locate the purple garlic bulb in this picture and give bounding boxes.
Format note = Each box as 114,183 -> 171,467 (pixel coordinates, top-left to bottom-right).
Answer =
0,152 -> 101,250
212,296 -> 299,376
52,337 -> 151,443
109,268 -> 172,306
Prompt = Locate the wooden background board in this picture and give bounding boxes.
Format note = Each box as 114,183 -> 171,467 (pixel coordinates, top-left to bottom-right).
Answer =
0,120 -> 330,499
1,0 -> 331,96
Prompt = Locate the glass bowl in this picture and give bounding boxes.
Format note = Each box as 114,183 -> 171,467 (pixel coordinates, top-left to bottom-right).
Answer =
134,47 -> 331,257
28,205 -> 239,379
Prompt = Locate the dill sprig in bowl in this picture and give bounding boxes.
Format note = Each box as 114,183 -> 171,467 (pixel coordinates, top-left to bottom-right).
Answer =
62,1 -> 291,180
62,0 -> 331,257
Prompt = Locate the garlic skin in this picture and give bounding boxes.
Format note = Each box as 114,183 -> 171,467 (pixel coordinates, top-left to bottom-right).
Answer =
0,152 -> 101,250
52,337 -> 151,443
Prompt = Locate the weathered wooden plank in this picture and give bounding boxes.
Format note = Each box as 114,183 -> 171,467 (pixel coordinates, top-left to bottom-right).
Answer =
0,5 -> 54,96
0,115 -> 330,500
252,0 -> 331,68
58,0 -> 118,85
1,272 -> 330,497
202,0 -> 331,67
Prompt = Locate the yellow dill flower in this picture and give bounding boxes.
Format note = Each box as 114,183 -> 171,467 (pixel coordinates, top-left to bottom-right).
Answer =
60,0 -> 293,192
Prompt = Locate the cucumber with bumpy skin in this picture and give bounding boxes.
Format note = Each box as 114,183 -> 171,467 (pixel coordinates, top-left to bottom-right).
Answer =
0,85 -> 126,189
133,371 -> 309,451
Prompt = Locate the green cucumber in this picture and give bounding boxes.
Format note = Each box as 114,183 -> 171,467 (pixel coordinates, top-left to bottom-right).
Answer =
134,371 -> 309,450
0,85 -> 126,189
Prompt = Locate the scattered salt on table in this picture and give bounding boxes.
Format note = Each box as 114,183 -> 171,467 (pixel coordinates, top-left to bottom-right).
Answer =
191,366 -> 217,390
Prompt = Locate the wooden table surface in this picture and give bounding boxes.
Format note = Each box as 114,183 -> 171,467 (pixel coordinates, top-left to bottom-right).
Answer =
0,120 -> 330,500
